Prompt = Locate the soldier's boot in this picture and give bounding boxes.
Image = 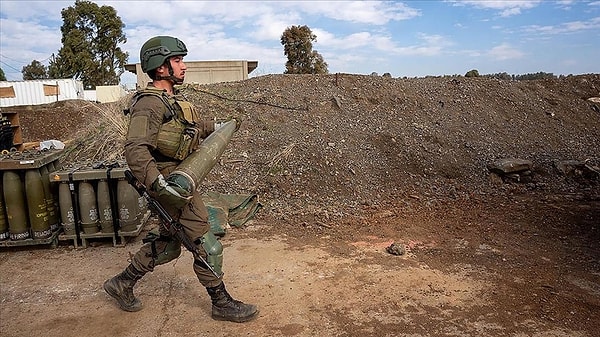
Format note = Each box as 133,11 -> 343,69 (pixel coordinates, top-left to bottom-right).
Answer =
103,264 -> 145,312
206,282 -> 259,322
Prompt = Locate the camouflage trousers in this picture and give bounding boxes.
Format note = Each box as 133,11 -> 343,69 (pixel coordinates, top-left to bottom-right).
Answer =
130,187 -> 223,288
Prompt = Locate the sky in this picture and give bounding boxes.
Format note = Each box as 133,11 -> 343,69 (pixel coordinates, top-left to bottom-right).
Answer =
0,0 -> 599,86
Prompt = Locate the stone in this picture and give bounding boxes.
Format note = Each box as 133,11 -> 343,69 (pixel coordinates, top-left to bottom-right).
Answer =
386,242 -> 405,256
487,158 -> 533,174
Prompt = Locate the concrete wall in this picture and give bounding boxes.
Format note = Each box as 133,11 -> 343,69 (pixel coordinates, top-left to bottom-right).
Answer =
96,85 -> 127,103
84,86 -> 129,103
126,60 -> 257,89
83,90 -> 97,102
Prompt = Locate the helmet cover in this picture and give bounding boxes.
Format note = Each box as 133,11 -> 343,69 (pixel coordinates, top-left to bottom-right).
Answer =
140,36 -> 188,73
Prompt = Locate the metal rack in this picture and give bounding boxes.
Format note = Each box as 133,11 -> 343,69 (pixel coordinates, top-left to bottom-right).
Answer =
51,163 -> 150,248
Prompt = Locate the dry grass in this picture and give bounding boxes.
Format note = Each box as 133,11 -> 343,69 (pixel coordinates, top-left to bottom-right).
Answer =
266,142 -> 295,174
60,98 -> 129,166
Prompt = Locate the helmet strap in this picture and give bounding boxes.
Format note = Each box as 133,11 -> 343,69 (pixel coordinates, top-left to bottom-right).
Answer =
155,58 -> 184,85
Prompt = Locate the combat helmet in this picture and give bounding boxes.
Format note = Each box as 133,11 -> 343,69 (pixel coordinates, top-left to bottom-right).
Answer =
140,36 -> 187,73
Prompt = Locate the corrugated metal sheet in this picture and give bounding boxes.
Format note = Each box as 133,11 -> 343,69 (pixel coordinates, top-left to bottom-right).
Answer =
0,79 -> 85,107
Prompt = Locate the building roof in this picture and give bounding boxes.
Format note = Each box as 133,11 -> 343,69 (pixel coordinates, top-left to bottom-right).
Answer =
124,60 -> 258,75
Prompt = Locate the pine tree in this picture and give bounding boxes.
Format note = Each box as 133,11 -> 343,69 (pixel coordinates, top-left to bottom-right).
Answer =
281,25 -> 328,74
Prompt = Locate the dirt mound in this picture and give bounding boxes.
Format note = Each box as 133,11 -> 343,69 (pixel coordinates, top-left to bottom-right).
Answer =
10,99 -> 97,143
204,74 -> 599,206
13,74 -> 600,219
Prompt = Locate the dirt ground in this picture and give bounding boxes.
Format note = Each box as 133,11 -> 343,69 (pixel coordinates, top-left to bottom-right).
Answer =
1,73 -> 599,337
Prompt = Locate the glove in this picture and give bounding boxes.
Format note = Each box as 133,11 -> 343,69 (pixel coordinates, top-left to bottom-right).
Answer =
151,174 -> 192,210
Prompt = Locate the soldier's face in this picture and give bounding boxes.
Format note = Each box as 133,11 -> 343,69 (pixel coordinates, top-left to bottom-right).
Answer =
169,56 -> 186,81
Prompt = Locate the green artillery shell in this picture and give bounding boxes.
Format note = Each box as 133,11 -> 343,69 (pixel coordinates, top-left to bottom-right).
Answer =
0,172 -> 9,240
170,120 -> 237,192
78,181 -> 99,234
25,169 -> 50,239
39,165 -> 59,231
58,182 -> 76,235
96,179 -> 113,233
117,179 -> 139,232
4,170 -> 29,240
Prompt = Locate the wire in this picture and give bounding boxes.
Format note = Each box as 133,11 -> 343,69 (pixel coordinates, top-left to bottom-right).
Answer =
0,60 -> 21,72
0,53 -> 25,63
194,88 -> 308,111
0,53 -> 54,65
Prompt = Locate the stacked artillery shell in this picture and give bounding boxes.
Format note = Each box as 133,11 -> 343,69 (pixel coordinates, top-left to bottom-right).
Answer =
39,165 -> 59,232
3,170 -> 30,240
47,161 -> 61,228
117,179 -> 139,232
25,169 -> 51,239
0,149 -> 63,243
96,179 -> 113,233
78,181 -> 99,234
51,163 -> 148,237
58,182 -> 76,235
0,173 -> 9,240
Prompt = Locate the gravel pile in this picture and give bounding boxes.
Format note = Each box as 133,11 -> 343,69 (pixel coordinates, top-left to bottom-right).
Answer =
15,73 -> 600,224
181,74 -> 600,221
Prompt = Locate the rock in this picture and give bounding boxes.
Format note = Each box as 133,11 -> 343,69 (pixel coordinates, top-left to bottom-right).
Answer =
487,158 -> 533,174
332,96 -> 342,109
556,160 -> 600,178
587,97 -> 600,103
386,242 -> 405,256
556,160 -> 584,175
488,172 -> 504,186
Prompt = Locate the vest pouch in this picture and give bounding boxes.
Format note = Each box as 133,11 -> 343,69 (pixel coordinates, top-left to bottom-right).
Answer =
175,126 -> 200,160
177,100 -> 199,123
156,119 -> 200,160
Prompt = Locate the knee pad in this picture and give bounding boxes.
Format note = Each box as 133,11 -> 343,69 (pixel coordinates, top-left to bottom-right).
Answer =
143,231 -> 182,266
196,231 -> 223,276
156,238 -> 182,265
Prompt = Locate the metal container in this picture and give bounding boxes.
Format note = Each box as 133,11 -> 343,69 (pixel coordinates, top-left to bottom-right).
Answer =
0,79 -> 84,108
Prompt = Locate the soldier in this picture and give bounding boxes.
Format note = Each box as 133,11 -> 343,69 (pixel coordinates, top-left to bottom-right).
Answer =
103,36 -> 258,323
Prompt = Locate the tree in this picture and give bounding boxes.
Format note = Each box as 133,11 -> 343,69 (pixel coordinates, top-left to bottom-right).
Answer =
48,0 -> 128,89
465,69 -> 479,77
281,25 -> 328,74
22,60 -> 48,80
0,68 -> 6,81
513,72 -> 556,81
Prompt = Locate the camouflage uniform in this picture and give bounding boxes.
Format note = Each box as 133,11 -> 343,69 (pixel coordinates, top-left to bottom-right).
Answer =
124,84 -> 221,287
104,35 -> 257,323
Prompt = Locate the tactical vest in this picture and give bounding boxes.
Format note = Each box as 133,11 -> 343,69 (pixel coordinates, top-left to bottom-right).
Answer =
128,87 -> 201,160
